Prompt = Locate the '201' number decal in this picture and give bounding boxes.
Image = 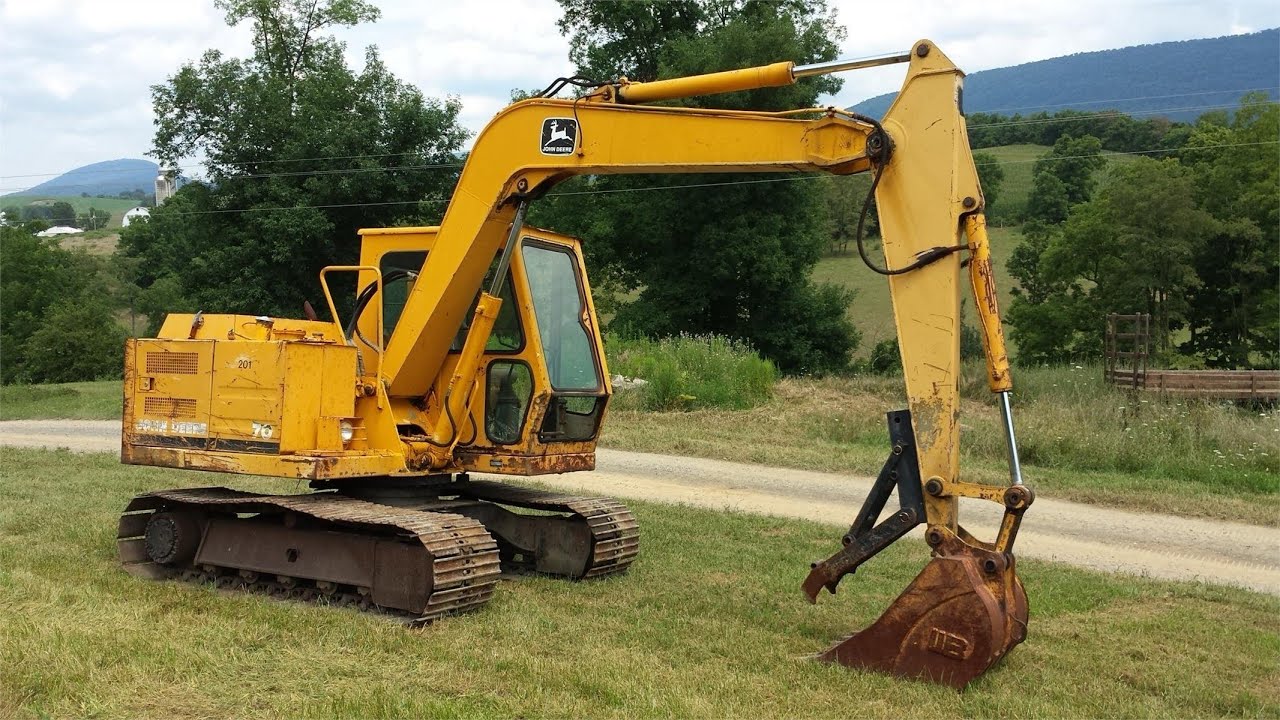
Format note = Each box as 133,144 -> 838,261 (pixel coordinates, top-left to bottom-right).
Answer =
237,358 -> 253,369
251,421 -> 274,439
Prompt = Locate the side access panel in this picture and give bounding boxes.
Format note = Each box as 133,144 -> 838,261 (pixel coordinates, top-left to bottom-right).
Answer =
124,339 -> 216,449
210,341 -> 286,453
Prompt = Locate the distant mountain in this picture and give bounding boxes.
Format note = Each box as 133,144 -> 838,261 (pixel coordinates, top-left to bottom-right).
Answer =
7,158 -> 158,198
852,30 -> 1279,120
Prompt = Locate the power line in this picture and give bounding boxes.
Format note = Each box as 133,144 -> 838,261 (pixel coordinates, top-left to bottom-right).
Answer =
10,137 -> 1273,224
973,86 -> 1279,115
0,151 -> 464,182
6,85 -> 1277,187
971,100 -> 1270,130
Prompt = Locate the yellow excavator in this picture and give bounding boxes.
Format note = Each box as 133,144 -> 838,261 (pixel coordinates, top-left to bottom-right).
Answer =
117,40 -> 1032,688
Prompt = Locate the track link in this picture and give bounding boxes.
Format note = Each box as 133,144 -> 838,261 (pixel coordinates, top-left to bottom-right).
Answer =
117,487 -> 501,623
453,480 -> 640,578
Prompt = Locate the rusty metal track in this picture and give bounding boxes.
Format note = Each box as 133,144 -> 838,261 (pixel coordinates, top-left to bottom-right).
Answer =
117,487 -> 501,623
453,480 -> 640,578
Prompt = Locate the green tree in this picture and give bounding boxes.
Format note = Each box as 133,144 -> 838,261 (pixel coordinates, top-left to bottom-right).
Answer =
121,0 -> 467,319
1179,94 -> 1279,367
972,151 -> 1004,217
21,201 -> 77,225
1008,158 -> 1215,362
0,227 -> 114,383
23,297 -> 128,383
540,0 -> 859,374
75,207 -> 111,230
818,174 -> 873,254
1023,135 -> 1105,224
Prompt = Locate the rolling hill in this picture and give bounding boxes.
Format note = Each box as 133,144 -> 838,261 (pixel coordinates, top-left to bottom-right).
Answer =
852,29 -> 1279,120
6,159 -> 157,198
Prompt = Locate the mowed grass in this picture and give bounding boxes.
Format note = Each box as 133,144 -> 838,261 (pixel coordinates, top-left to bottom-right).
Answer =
0,381 -> 122,420
2,195 -> 141,228
1,447 -> 1278,719
977,143 -> 1049,220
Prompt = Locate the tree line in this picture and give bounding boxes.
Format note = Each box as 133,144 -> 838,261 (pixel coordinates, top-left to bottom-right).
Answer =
2,0 -> 1273,387
1006,94 -> 1278,369
1,201 -> 114,229
967,109 -> 1194,155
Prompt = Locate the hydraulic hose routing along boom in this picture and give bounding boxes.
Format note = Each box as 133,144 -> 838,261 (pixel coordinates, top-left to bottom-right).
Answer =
119,39 -> 1032,689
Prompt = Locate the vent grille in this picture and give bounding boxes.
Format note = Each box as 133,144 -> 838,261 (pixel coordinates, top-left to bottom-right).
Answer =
143,396 -> 198,418
145,352 -> 200,375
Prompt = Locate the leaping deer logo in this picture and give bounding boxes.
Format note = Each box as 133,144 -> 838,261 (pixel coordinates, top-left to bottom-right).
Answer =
541,118 -> 576,154
547,121 -> 572,145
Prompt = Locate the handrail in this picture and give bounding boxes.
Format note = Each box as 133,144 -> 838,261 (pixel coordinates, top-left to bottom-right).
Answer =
320,265 -> 384,404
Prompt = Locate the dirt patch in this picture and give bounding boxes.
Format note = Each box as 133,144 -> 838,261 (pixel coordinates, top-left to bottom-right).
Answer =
59,233 -> 119,255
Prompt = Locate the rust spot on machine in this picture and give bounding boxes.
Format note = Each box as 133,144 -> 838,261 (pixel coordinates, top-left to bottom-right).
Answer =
814,533 -> 1027,689
802,410 -> 1031,689
117,488 -> 502,622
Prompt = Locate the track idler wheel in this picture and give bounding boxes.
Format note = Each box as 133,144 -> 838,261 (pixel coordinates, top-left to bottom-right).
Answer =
143,511 -> 203,565
815,532 -> 1028,689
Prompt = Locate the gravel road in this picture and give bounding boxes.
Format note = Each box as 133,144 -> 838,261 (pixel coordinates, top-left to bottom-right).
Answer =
3,419 -> 1277,595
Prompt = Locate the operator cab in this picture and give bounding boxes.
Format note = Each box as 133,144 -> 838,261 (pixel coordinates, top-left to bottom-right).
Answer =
357,226 -> 611,475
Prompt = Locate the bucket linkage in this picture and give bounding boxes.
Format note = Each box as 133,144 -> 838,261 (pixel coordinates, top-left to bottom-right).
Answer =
803,410 -> 1033,689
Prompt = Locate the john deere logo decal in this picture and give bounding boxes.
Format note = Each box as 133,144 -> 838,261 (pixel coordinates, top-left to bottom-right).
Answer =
540,118 -> 577,155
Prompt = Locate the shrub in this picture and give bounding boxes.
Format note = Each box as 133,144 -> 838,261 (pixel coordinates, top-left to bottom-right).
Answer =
22,297 -> 127,383
606,333 -> 777,411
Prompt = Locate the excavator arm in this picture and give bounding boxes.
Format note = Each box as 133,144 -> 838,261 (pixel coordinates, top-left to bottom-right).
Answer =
797,46 -> 1034,687
378,40 -> 1034,686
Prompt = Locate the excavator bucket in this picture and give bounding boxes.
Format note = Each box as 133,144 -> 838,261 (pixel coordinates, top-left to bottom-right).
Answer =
804,410 -> 1033,688
815,536 -> 1028,689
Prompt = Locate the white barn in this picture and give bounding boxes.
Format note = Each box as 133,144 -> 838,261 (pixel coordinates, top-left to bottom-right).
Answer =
122,207 -> 151,227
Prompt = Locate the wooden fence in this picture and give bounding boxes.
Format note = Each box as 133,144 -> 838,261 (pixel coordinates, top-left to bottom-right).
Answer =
1105,368 -> 1280,401
1103,313 -> 1276,401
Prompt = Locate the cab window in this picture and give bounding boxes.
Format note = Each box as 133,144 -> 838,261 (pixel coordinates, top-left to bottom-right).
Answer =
521,242 -> 602,391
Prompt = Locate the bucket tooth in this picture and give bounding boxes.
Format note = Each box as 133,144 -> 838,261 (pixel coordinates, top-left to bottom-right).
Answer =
816,537 -> 1028,689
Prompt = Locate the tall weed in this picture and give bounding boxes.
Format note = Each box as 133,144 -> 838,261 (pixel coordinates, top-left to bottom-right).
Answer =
959,363 -> 1278,493
605,333 -> 777,411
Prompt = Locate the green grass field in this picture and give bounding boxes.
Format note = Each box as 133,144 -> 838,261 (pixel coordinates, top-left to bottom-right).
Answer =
1,447 -> 1277,718
977,143 -> 1048,221
0,381 -> 121,420
2,195 -> 142,229
814,226 -> 1021,354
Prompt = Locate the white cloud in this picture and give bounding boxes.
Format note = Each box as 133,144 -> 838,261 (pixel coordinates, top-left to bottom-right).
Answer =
0,0 -> 1275,190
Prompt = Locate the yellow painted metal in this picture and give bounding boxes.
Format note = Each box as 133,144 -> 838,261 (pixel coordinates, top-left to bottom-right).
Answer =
124,335 -> 363,465
320,265 -> 384,391
423,292 -> 502,468
341,224 -> 610,477
157,314 -> 341,343
121,441 -> 406,479
209,341 -> 285,444
126,338 -> 215,441
617,61 -> 795,103
874,41 -> 977,530
964,213 -> 1013,393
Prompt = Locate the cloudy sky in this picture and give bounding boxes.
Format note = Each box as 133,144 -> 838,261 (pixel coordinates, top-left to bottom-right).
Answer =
1,0 -> 1274,191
